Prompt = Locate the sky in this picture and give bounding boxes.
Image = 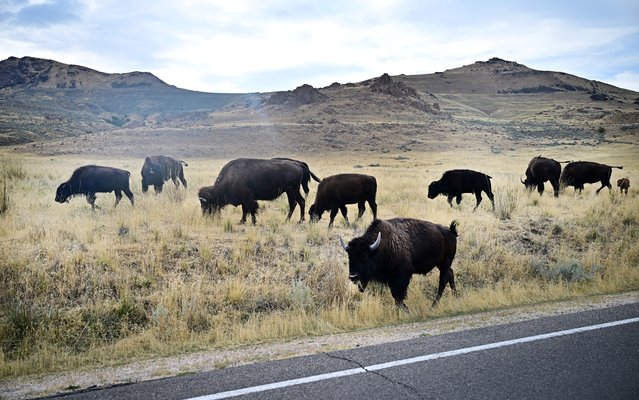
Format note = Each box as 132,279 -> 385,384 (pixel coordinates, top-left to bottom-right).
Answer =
1,0 -> 638,93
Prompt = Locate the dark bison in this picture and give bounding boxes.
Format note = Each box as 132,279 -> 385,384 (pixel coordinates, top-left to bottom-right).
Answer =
141,155 -> 188,193
340,218 -> 459,309
521,156 -> 565,197
55,165 -> 134,208
560,161 -> 623,194
309,173 -> 377,227
617,178 -> 630,194
428,169 -> 495,211
272,157 -> 320,196
198,158 -> 306,224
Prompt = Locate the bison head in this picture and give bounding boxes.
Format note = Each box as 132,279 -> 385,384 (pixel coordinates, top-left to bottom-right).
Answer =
427,181 -> 442,199
521,176 -> 534,191
339,232 -> 381,292
198,186 -> 222,215
309,204 -> 322,222
55,183 -> 72,203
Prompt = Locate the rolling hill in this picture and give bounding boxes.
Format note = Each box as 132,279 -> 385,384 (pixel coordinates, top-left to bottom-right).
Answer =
1,56 -> 637,156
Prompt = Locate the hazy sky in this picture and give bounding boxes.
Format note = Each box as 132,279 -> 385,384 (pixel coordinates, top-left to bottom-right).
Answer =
1,0 -> 638,93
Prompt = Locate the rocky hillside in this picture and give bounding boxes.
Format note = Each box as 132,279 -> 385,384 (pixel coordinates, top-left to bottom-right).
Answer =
2,56 -> 638,156
0,57 -> 241,145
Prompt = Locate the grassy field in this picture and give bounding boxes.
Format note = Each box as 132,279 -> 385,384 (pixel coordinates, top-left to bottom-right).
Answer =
1,144 -> 638,378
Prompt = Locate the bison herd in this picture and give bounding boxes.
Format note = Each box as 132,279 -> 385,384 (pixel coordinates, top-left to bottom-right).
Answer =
54,155 -> 630,308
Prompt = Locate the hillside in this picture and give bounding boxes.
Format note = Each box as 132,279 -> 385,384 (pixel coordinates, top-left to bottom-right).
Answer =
0,57 -> 241,145
1,56 -> 638,156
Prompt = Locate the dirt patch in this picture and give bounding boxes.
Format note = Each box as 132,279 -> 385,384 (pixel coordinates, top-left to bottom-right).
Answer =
2,291 -> 636,400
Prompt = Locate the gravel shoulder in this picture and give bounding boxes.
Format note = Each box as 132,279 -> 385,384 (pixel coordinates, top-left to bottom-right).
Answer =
2,291 -> 638,400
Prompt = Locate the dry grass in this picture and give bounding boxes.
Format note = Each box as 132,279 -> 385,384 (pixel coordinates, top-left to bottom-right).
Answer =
1,144 -> 638,378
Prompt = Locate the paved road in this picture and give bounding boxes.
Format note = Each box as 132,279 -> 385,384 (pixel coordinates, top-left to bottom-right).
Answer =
43,302 -> 639,400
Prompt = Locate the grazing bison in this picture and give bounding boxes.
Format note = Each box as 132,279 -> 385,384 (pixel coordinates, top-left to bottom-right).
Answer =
521,156 -> 564,197
272,157 -> 320,196
617,178 -> 630,194
198,158 -> 306,224
428,169 -> 495,211
340,218 -> 459,309
55,165 -> 134,208
141,155 -> 188,193
309,173 -> 377,227
560,161 -> 623,194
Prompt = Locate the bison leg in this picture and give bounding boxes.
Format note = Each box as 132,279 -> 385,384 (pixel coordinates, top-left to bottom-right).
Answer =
447,195 -> 454,207
472,191 -> 483,211
369,199 -> 377,220
114,190 -> 123,207
328,208 -> 339,227
356,202 -> 366,219
433,267 -> 453,307
537,183 -> 544,196
550,179 -> 560,197
596,181 -> 611,194
296,191 -> 305,223
339,205 -> 350,226
86,193 -> 99,209
179,171 -> 187,189
240,204 -> 249,224
141,179 -> 149,193
154,183 -> 163,193
390,274 -> 412,310
124,188 -> 134,206
448,268 -> 459,297
455,194 -> 462,205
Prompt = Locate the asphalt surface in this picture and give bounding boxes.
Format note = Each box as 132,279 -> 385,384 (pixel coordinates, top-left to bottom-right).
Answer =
41,302 -> 639,400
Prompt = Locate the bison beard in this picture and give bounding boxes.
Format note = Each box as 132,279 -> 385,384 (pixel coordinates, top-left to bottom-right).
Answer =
340,218 -> 459,309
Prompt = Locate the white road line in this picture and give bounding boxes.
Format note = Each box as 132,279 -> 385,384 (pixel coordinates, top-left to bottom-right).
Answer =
186,316 -> 639,400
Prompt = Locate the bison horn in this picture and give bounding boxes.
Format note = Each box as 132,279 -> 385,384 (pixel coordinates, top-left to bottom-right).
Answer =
520,177 -> 525,185
198,197 -> 208,203
369,232 -> 381,251
339,236 -> 348,251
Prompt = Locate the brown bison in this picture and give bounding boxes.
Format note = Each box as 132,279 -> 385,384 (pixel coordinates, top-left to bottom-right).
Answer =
521,156 -> 565,197
309,173 -> 377,227
272,157 -> 320,196
617,178 -> 630,194
428,169 -> 495,210
340,218 -> 459,309
141,155 -> 188,193
55,165 -> 134,208
560,161 -> 623,194
198,158 -> 306,224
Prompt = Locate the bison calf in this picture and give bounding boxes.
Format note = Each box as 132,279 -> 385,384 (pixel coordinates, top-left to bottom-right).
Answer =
141,155 -> 188,193
55,165 -> 134,208
617,178 -> 630,194
428,169 -> 495,211
309,173 -> 377,227
340,218 -> 459,309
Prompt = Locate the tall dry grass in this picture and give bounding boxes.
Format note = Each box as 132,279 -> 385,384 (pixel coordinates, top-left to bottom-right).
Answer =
0,145 -> 638,377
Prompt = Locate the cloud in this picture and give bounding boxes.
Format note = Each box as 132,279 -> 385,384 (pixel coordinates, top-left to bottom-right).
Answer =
0,0 -> 637,92
606,71 -> 639,92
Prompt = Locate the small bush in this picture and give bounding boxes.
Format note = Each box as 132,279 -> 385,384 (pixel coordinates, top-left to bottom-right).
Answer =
531,258 -> 593,283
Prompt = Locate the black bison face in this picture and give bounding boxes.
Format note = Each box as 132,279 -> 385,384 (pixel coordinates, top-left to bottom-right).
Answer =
199,197 -> 221,215
308,204 -> 322,222
340,232 -> 381,292
427,182 -> 440,199
55,183 -> 72,203
521,177 -> 534,191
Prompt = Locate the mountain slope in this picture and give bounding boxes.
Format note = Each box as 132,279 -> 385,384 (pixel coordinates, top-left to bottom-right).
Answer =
0,57 -> 241,145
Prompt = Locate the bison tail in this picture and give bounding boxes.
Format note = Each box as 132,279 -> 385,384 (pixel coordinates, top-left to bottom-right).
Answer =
309,170 -> 321,182
611,165 -> 623,170
180,160 -> 189,167
449,220 -> 459,237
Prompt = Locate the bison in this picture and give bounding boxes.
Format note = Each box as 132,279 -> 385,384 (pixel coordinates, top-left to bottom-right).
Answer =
617,178 -> 630,194
198,158 -> 306,224
560,161 -> 623,194
141,155 -> 188,193
521,156 -> 565,197
428,169 -> 495,211
309,173 -> 377,227
340,218 -> 459,309
55,165 -> 134,208
272,157 -> 320,196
